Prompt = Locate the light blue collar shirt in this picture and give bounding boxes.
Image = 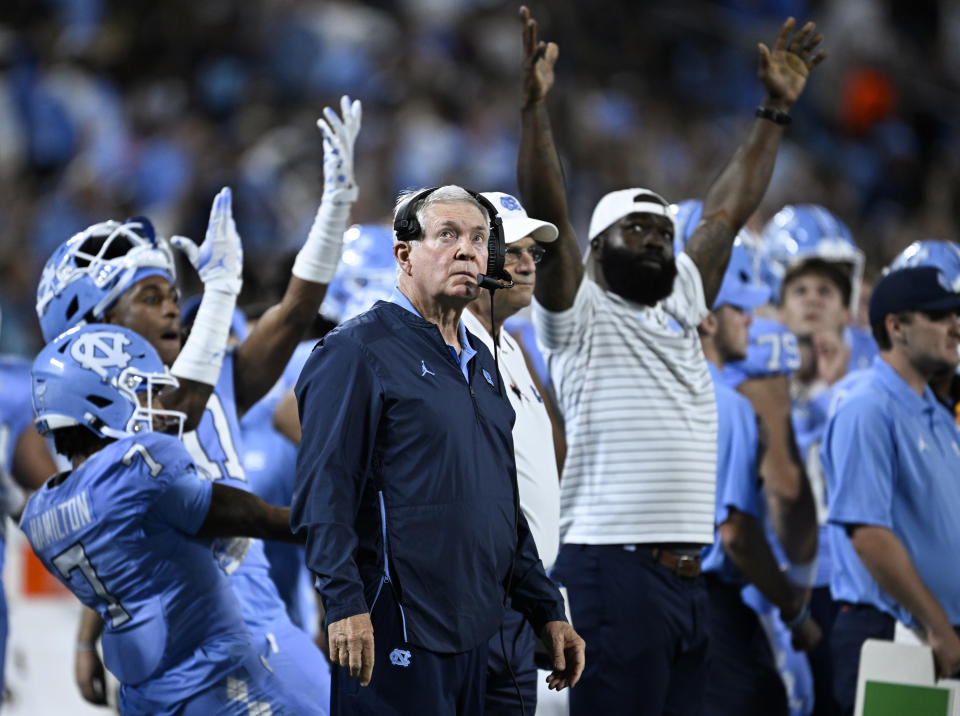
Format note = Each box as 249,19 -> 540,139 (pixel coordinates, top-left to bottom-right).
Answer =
823,356 -> 960,626
389,288 -> 477,383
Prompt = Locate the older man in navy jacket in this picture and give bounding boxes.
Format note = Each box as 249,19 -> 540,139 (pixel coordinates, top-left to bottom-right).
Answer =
292,185 -> 584,715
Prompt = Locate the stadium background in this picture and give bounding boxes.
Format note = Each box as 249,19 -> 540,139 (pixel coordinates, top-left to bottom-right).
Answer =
0,0 -> 958,712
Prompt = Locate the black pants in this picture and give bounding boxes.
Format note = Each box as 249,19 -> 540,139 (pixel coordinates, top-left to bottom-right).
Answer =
830,604 -> 895,716
485,600 -> 537,715
552,543 -> 710,716
331,587 -> 488,715
703,576 -> 787,716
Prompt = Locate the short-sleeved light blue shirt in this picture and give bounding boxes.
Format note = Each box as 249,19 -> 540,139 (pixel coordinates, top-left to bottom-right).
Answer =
701,362 -> 762,583
822,357 -> 960,626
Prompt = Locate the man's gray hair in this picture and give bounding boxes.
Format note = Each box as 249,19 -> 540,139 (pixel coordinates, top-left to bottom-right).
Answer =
393,185 -> 490,244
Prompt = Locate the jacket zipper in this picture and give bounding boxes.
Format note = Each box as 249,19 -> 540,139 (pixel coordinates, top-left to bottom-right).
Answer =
378,490 -> 408,641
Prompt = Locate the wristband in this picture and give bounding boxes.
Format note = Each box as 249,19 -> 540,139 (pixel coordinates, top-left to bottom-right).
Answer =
786,558 -> 818,588
76,641 -> 97,652
171,289 -> 236,386
291,199 -> 351,284
783,601 -> 811,631
756,106 -> 792,126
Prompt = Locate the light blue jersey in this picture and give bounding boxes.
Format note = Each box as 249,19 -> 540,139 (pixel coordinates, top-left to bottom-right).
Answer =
240,340 -> 316,630
701,362 -> 762,583
722,317 -> 801,388
845,325 -> 878,373
182,351 -> 289,628
791,367 -> 872,589
823,358 -> 960,627
185,349 -> 329,714
0,357 -> 33,564
0,356 -> 34,697
20,433 -> 255,711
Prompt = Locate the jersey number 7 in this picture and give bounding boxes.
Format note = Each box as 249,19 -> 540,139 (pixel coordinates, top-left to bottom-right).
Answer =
52,542 -> 130,627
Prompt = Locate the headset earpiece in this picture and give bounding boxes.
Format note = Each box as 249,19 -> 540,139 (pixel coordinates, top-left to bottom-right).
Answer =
393,186 -> 440,244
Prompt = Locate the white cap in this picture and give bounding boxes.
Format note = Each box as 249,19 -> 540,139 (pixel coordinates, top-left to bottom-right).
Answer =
588,188 -> 676,240
481,192 -> 559,244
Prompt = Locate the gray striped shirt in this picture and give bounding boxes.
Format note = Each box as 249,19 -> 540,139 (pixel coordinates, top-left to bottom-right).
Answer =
533,253 -> 717,545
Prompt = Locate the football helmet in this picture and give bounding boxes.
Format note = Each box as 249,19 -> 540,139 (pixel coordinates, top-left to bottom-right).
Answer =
888,239 -> 960,291
36,217 -> 176,342
32,324 -> 185,440
319,224 -> 396,323
672,199 -> 769,310
760,204 -> 864,311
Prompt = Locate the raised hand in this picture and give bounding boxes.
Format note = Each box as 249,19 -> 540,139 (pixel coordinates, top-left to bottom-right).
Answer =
758,17 -> 828,109
171,187 -> 243,296
317,95 -> 362,203
520,6 -> 559,109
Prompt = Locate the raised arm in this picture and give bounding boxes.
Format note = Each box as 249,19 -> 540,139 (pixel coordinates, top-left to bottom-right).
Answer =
233,96 -> 362,415
518,6 -> 583,312
167,187 -> 243,428
685,18 -> 826,306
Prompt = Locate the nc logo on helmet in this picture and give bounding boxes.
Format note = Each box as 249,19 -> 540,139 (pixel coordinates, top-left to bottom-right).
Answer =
499,195 -> 521,212
70,331 -> 132,380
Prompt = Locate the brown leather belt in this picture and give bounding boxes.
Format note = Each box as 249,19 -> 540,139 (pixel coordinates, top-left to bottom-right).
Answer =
650,547 -> 702,578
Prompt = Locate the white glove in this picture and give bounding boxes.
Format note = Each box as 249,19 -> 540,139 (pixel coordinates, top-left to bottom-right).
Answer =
0,464 -> 25,520
171,187 -> 242,385
171,187 -> 244,296
317,95 -> 362,204
292,96 -> 363,284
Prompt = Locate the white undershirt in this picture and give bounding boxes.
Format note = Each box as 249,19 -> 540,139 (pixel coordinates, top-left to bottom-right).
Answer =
462,308 -> 561,570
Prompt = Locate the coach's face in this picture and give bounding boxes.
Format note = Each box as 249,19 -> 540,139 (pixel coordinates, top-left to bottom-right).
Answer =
396,201 -> 487,305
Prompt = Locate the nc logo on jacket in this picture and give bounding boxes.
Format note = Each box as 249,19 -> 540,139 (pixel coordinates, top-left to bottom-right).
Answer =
389,648 -> 412,667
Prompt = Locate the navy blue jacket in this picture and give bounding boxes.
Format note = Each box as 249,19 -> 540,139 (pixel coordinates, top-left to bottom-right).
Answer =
291,301 -> 565,654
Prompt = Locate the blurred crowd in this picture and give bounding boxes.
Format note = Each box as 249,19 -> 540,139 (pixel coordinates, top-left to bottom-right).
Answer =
2,0 -> 959,356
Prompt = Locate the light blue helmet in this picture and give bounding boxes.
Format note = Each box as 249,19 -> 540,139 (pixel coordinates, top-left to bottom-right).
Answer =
888,240 -> 960,291
760,204 -> 863,310
319,224 -> 396,323
32,324 -> 184,441
36,217 -> 176,343
672,199 -> 770,311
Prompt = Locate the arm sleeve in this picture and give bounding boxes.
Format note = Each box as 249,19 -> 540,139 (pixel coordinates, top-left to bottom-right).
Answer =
508,506 -> 567,633
823,396 -> 895,529
290,331 -> 382,625
531,277 -> 596,352
664,252 -> 710,328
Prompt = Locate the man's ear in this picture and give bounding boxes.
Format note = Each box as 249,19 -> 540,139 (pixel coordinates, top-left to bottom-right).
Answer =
885,312 -> 905,344
697,312 -> 717,339
394,242 -> 413,276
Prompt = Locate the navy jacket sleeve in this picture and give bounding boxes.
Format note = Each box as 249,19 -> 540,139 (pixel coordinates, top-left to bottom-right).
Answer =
508,502 -> 567,633
291,331 -> 382,626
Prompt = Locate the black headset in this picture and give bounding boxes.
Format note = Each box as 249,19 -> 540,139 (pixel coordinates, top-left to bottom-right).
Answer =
393,186 -> 513,290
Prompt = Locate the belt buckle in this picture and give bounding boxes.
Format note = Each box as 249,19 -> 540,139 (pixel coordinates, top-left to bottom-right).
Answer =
675,554 -> 698,576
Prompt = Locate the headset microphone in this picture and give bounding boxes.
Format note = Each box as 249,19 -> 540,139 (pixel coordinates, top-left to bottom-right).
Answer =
476,272 -> 515,291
